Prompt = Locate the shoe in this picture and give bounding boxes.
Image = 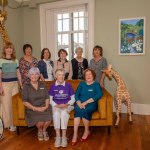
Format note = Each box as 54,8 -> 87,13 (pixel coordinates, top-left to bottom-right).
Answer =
71,136 -> 78,146
8,126 -> 16,132
54,137 -> 61,147
37,131 -> 43,141
71,141 -> 77,146
80,134 -> 90,142
61,137 -> 68,147
43,131 -> 49,141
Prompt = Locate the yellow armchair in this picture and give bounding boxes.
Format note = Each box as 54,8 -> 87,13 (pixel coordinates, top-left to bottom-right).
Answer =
12,80 -> 113,134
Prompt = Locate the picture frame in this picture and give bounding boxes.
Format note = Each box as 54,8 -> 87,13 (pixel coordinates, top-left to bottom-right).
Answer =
119,17 -> 145,55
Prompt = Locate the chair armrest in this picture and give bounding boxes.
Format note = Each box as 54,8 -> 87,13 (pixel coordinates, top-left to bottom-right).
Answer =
12,93 -> 20,125
18,95 -> 25,120
12,93 -> 26,126
106,89 -> 113,125
98,89 -> 107,119
97,88 -> 113,125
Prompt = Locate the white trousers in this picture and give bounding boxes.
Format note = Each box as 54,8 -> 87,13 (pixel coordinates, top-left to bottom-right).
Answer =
0,81 -> 19,128
52,106 -> 74,129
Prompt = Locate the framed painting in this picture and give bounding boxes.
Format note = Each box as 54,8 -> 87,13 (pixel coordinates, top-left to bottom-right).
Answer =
119,17 -> 145,55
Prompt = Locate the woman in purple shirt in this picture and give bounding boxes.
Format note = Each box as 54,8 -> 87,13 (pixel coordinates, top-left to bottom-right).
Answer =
49,69 -> 75,148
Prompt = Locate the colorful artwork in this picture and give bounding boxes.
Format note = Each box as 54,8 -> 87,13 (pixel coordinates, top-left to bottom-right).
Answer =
119,17 -> 145,55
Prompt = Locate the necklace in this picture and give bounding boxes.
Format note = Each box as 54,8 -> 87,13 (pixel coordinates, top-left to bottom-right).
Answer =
76,57 -> 83,62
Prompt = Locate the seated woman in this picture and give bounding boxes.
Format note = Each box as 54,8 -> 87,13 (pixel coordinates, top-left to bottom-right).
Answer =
49,69 -> 75,148
72,68 -> 103,145
22,67 -> 52,141
38,48 -> 54,81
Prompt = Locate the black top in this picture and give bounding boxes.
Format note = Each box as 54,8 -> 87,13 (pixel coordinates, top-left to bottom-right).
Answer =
71,58 -> 88,79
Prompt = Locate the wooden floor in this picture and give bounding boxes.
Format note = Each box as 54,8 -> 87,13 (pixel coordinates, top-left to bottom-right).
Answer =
0,114 -> 150,150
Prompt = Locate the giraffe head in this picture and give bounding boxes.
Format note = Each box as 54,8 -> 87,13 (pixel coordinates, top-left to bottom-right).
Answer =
102,64 -> 113,80
0,10 -> 7,24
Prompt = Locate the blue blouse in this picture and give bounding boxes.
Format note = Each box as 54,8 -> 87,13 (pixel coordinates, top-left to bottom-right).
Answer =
75,81 -> 103,102
74,81 -> 103,120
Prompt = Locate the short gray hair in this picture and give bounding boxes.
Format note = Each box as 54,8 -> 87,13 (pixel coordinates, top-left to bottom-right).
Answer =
55,69 -> 65,78
75,47 -> 83,53
28,67 -> 40,77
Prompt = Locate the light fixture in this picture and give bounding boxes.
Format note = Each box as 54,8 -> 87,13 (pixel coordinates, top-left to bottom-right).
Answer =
0,0 -> 24,10
8,0 -> 24,9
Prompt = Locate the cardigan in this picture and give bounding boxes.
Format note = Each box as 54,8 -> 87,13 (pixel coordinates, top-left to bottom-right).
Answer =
71,58 -> 88,79
38,59 -> 53,79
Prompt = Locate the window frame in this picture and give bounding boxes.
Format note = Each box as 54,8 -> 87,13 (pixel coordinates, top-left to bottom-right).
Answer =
54,6 -> 87,60
40,0 -> 95,61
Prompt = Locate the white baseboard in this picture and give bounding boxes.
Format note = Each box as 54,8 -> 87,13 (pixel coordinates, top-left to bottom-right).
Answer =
113,103 -> 150,115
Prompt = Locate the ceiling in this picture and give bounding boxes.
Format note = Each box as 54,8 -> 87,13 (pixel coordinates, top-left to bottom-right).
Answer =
14,0 -> 62,8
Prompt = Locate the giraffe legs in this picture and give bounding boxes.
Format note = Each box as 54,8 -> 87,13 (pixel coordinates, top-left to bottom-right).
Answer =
115,99 -> 121,127
127,99 -> 132,124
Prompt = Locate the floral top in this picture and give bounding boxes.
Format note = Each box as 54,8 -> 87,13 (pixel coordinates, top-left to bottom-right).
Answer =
78,62 -> 84,79
71,58 -> 88,80
19,57 -> 38,85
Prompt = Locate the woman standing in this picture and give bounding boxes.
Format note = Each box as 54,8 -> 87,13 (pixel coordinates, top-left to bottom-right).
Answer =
72,69 -> 102,145
0,42 -> 22,131
49,69 -> 75,148
22,67 -> 52,141
38,48 -> 53,81
71,47 -> 88,80
19,44 -> 38,85
53,49 -> 72,80
89,45 -> 107,88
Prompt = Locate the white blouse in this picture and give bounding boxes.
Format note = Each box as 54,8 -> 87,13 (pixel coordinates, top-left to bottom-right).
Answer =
43,59 -> 53,81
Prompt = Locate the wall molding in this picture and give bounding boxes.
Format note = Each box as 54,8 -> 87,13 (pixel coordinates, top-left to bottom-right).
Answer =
113,103 -> 150,115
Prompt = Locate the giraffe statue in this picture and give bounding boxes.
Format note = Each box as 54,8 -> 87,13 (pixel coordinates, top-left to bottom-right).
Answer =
0,10 -> 10,44
102,64 -> 132,127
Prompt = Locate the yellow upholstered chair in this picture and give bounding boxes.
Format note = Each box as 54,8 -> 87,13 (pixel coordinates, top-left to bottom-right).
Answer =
12,80 -> 113,134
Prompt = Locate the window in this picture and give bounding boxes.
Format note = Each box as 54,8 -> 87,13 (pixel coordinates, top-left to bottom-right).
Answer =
40,0 -> 95,61
55,8 -> 87,59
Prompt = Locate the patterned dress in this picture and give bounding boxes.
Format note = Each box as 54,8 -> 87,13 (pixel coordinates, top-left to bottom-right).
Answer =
19,57 -> 38,85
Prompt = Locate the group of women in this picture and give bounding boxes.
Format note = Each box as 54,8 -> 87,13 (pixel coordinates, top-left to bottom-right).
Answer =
0,42 -> 107,147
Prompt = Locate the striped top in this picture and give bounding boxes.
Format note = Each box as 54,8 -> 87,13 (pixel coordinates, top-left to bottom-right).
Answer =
0,58 -> 19,82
